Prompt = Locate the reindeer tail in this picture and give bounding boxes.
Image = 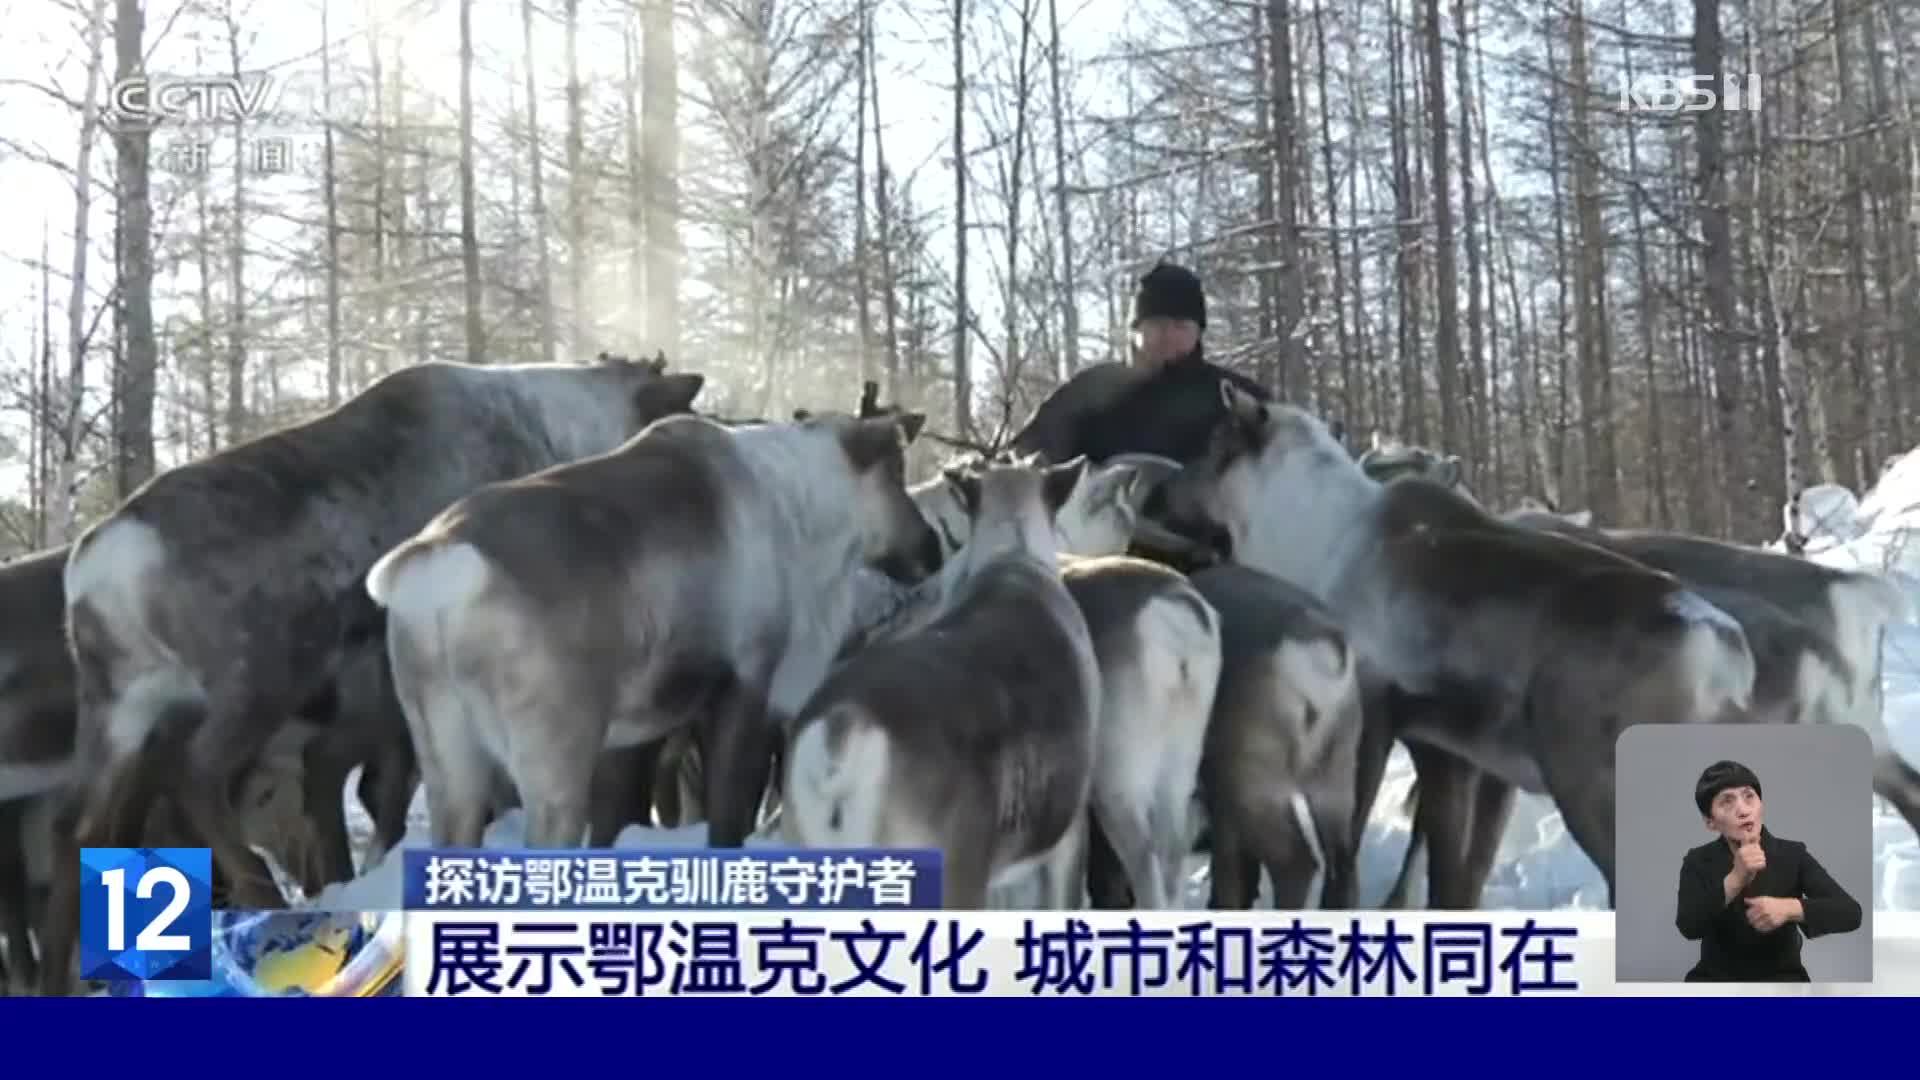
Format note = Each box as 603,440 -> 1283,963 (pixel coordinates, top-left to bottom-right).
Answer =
366,537 -> 489,618
783,705 -> 890,849
1277,628 -> 1360,768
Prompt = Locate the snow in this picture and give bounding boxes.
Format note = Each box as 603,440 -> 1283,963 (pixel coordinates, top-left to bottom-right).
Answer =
302,457 -> 1920,914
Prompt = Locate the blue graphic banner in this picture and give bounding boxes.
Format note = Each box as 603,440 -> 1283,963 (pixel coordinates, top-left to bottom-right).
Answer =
402,849 -> 944,910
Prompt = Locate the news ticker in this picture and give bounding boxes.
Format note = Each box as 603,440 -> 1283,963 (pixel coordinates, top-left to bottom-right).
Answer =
79,847 -> 1920,997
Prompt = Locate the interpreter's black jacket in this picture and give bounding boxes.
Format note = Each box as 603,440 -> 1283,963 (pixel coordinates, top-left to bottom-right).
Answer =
1674,827 -> 1863,982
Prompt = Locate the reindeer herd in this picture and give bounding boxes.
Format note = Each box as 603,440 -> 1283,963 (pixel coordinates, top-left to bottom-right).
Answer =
0,352 -> 1916,997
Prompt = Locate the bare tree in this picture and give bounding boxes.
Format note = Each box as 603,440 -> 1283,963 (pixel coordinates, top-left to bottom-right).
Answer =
521,0 -> 557,365
951,0 -> 974,437
458,0 -> 483,364
49,0 -> 112,542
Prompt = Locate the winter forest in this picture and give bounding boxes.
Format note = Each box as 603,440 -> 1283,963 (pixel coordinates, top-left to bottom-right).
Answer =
1,0 -> 1916,556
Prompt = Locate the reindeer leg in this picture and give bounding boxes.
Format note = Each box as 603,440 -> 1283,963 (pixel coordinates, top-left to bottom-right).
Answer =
1528,696 -> 1620,904
180,705 -> 291,908
0,800 -> 30,995
1348,697 -> 1398,863
942,845 -> 992,910
299,732 -> 359,892
1035,811 -> 1089,911
702,679 -> 778,849
1083,812 -> 1136,909
1309,786 -> 1360,910
589,742 -> 663,846
1457,769 -> 1517,904
1873,751 -> 1920,844
1206,808 -> 1259,910
361,735 -> 418,864
1089,800 -> 1162,909
1249,802 -> 1318,910
36,799 -> 83,997
1407,744 -> 1480,909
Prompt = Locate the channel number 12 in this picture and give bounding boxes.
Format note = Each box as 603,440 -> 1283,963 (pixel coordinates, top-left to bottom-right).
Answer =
101,864 -> 193,951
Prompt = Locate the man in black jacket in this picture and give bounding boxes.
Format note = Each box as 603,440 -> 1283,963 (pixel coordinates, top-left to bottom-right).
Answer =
1006,262 -> 1272,573
1674,760 -> 1863,982
1009,261 -> 1271,467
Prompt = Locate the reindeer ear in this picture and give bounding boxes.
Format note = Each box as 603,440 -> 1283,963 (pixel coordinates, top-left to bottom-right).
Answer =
1218,381 -> 1267,431
944,467 -> 983,516
635,372 -> 704,418
895,411 -> 927,446
1565,509 -> 1593,528
844,414 -> 904,469
1042,456 -> 1088,516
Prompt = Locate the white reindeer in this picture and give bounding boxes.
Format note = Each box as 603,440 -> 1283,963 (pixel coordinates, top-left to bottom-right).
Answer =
783,457 -> 1105,908
368,409 -> 938,851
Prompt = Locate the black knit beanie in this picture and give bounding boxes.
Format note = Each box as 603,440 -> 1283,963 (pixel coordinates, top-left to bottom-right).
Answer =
1132,262 -> 1207,329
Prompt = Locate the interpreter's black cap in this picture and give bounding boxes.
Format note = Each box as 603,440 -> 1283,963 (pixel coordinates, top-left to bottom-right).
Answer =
1694,759 -> 1763,817
1132,261 -> 1207,330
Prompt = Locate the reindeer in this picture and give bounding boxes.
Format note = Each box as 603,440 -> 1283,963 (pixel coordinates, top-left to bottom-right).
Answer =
783,457 -> 1104,908
1158,384 -> 1759,902
368,408 -> 937,851
0,546 -> 74,989
40,354 -> 704,996
1380,442 -> 1918,900
0,543 -> 426,991
1394,500 -> 1916,909
856,450 -> 1220,910
1182,564 -> 1365,910
1346,442 -> 1916,909
1503,506 -> 1920,836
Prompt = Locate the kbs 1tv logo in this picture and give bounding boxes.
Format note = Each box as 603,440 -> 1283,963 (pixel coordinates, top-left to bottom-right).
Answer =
80,848 -> 215,982
1616,72 -> 1761,114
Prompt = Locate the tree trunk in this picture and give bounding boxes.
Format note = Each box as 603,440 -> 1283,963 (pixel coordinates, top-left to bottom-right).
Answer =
49,0 -> 98,531
1694,0 -> 1750,537
868,6 -> 903,398
1569,2 -> 1619,522
523,0 -> 557,365
113,0 -> 156,495
624,22 -> 645,339
225,13 -> 249,443
565,0 -> 588,353
641,0 -> 680,356
1046,0 -> 1078,378
854,0 -> 874,383
1422,0 -> 1462,454
321,0 -> 343,401
951,0 -> 973,436
458,0 -> 484,365
1453,0 -> 1487,485
1619,6 -> 1670,526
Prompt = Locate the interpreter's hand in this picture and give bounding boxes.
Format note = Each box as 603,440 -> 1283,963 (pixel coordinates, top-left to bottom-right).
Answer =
1744,896 -> 1798,932
1732,837 -> 1766,884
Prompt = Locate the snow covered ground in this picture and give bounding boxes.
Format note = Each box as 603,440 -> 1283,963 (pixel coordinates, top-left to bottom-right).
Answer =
304,460 -> 1920,914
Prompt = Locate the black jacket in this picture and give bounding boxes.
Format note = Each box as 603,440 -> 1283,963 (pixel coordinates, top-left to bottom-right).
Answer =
1006,350 -> 1271,573
1674,827 -> 1863,982
1007,349 -> 1272,467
